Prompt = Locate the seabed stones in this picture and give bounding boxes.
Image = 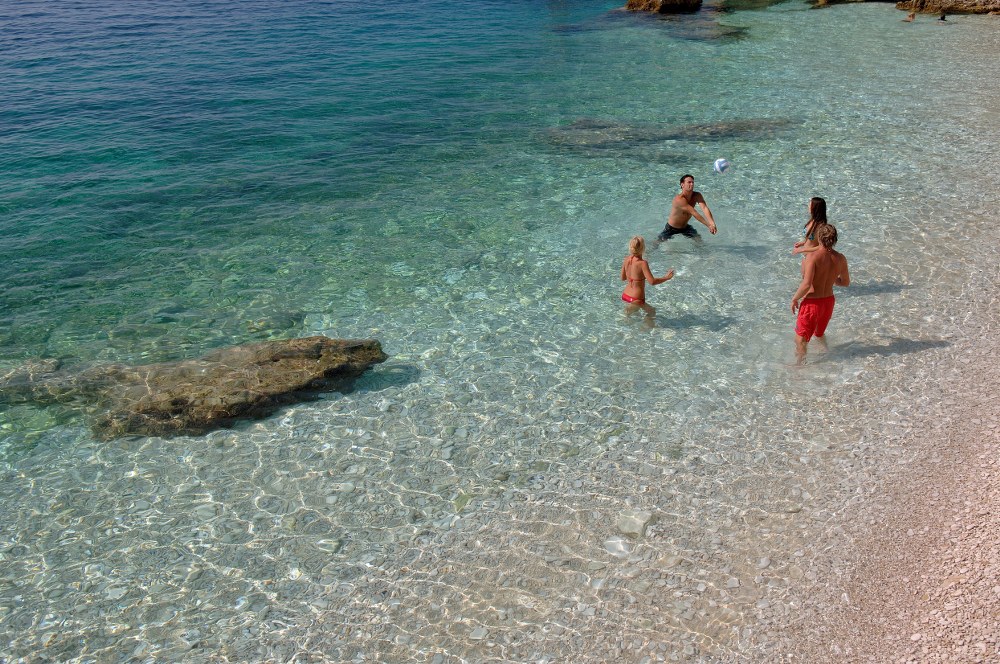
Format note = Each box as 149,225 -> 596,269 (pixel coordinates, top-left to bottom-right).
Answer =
604,536 -> 631,558
617,509 -> 655,538
605,510 -> 654,557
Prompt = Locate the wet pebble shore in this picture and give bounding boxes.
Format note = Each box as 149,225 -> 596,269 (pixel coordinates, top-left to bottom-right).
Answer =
751,286 -> 1000,663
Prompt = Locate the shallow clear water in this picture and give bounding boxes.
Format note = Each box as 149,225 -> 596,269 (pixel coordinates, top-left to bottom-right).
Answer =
1,0 -> 999,660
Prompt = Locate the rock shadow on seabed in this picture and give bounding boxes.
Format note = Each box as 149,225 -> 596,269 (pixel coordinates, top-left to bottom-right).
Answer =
832,337 -> 950,359
838,281 -> 915,297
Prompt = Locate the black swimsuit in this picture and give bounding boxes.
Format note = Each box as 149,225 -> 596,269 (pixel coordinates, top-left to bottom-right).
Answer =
658,225 -> 700,241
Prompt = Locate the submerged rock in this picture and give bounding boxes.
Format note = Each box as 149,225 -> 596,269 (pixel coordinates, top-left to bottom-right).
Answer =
626,0 -> 704,13
617,509 -> 655,538
544,117 -> 798,155
0,336 -> 388,438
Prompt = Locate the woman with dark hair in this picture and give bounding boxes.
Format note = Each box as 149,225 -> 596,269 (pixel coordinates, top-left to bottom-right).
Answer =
792,196 -> 828,255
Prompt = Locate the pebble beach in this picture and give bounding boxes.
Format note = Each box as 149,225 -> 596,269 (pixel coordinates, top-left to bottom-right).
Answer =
749,269 -> 1000,662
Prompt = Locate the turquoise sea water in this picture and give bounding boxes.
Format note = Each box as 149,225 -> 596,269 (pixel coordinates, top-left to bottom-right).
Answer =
1,0 -> 999,660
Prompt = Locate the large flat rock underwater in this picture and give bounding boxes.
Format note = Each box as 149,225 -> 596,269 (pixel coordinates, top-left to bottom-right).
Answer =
544,117 -> 799,158
631,0 -> 794,14
0,336 -> 388,439
626,0 -> 705,13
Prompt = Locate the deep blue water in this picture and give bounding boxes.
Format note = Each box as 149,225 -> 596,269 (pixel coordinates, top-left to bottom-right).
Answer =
2,0 -> 584,361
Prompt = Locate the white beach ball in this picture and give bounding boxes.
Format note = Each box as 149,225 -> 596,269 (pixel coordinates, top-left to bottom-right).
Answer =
713,158 -> 731,174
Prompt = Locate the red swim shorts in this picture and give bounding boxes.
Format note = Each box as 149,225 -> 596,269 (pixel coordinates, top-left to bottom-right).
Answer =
795,295 -> 835,341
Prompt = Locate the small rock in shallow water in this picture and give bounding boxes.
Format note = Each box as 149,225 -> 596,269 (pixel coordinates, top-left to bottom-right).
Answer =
605,536 -> 631,558
617,510 -> 654,538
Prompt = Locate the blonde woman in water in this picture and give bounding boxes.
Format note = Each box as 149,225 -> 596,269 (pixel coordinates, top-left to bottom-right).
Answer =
621,235 -> 674,320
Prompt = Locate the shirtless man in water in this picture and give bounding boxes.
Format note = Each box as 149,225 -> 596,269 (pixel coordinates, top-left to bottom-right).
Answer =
656,174 -> 718,243
791,223 -> 850,361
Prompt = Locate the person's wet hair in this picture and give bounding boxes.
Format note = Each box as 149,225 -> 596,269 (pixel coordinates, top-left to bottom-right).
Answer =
680,174 -> 694,185
809,197 -> 828,224
817,223 -> 838,249
629,235 -> 645,257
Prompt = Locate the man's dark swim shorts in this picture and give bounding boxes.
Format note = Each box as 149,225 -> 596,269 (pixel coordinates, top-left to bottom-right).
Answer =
657,225 -> 700,241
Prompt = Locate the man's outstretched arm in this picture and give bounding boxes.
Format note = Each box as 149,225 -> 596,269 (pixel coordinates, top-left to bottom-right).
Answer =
695,195 -> 717,234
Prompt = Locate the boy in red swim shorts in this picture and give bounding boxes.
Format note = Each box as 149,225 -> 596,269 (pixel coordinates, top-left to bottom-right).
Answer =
795,295 -> 835,341
791,223 -> 850,361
